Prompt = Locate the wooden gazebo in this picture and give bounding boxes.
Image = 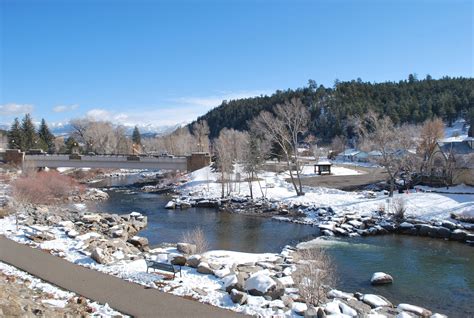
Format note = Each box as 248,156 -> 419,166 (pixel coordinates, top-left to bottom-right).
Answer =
314,159 -> 332,175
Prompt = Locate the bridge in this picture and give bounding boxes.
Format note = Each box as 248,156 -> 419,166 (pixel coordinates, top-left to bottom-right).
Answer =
2,150 -> 210,172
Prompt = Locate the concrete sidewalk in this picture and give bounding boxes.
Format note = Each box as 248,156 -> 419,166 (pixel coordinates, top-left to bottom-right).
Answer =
0,236 -> 242,317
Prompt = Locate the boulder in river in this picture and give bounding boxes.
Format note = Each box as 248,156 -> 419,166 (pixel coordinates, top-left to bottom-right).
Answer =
370,272 -> 393,285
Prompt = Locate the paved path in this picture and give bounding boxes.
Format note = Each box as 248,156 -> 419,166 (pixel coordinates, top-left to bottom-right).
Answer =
0,236 -> 242,318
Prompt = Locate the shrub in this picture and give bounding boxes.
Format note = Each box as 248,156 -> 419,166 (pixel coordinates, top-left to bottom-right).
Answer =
11,171 -> 83,205
180,227 -> 209,254
390,197 -> 406,224
292,247 -> 336,306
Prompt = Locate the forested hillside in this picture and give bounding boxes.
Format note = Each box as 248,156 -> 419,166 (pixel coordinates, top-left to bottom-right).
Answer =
195,75 -> 474,141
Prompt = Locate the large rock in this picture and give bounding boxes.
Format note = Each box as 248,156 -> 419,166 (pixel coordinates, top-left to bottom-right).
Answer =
91,247 -> 113,264
169,254 -> 187,266
341,299 -> 372,316
292,302 -> 308,316
418,224 -> 436,236
398,303 -> 432,317
434,227 -> 451,239
230,289 -> 248,305
450,229 -> 468,241
81,214 -> 102,223
371,272 -> 393,285
441,220 -> 457,230
186,254 -> 201,268
177,243 -> 197,255
304,306 -> 325,318
361,294 -> 392,308
244,273 -> 276,296
197,262 -> 214,275
127,236 -> 149,252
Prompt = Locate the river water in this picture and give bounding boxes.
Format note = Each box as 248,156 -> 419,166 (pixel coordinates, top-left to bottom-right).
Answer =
88,176 -> 474,317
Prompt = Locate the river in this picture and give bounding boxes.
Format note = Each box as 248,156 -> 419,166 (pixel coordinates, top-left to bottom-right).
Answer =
87,176 -> 474,317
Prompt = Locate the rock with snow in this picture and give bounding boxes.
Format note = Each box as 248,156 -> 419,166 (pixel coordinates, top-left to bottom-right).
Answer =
361,294 -> 392,308
292,302 -> 308,316
450,229 -> 468,241
66,229 -> 79,238
244,273 -> 276,296
339,301 -> 358,317
186,254 -> 201,268
397,303 -> 432,317
324,300 -> 341,315
81,214 -> 102,223
399,222 -> 415,230
304,306 -> 325,318
327,289 -> 355,300
230,289 -> 248,305
197,262 -> 214,275
169,254 -> 187,266
165,201 -> 176,209
127,236 -> 149,252
371,272 -> 393,285
177,242 -> 197,255
91,247 -> 113,265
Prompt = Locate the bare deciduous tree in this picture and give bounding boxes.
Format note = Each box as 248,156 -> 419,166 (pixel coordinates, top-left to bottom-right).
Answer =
192,120 -> 210,153
361,115 -> 419,196
214,129 -> 235,198
252,98 -> 309,196
418,118 -> 444,174
330,135 -> 347,157
70,119 -> 131,154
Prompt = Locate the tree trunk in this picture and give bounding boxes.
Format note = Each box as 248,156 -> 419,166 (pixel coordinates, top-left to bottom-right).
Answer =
248,171 -> 253,199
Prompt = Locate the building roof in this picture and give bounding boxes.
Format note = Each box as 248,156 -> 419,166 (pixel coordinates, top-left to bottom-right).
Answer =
437,140 -> 473,156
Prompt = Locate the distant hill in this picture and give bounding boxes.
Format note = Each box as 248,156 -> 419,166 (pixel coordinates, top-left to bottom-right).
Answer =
194,75 -> 474,141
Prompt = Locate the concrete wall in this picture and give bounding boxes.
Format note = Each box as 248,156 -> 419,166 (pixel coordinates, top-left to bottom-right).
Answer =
186,153 -> 211,172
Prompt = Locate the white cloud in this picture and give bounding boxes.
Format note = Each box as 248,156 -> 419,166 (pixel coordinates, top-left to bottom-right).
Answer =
0,103 -> 34,116
53,104 -> 79,113
81,90 -> 270,127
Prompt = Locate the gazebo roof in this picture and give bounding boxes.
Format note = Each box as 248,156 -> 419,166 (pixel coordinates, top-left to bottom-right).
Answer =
315,159 -> 332,166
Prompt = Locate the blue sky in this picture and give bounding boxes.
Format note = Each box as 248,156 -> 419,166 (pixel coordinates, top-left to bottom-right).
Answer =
0,0 -> 472,128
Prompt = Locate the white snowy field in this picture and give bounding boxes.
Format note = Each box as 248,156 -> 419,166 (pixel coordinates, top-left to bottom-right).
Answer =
182,166 -> 474,222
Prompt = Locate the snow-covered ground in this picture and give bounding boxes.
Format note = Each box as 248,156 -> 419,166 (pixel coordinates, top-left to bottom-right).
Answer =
182,166 -> 474,222
442,118 -> 470,141
0,215 -> 298,317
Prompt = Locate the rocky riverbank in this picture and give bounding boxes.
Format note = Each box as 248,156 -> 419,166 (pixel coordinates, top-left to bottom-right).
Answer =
144,243 -> 446,318
165,195 -> 474,246
14,204 -> 150,265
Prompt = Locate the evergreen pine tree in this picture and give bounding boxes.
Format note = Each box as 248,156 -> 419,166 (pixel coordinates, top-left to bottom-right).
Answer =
38,118 -> 56,153
21,114 -> 37,151
132,126 -> 141,145
7,118 -> 23,150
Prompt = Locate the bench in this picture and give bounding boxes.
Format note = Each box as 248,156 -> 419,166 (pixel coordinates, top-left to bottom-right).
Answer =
145,260 -> 181,279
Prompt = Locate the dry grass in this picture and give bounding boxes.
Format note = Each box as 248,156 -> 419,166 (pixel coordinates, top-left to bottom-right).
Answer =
292,247 -> 336,306
180,227 -> 209,254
